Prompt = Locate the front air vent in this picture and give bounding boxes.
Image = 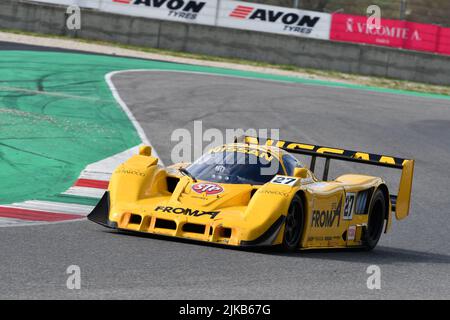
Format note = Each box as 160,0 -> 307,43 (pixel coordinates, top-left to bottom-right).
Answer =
182,223 -> 206,234
129,214 -> 142,225
219,227 -> 232,239
155,218 -> 177,230
166,177 -> 179,193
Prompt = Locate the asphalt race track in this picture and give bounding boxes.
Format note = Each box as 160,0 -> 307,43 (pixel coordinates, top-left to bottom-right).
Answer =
1,43 -> 450,299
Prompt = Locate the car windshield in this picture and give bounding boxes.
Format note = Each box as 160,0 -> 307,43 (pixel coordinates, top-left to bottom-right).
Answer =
186,148 -> 283,185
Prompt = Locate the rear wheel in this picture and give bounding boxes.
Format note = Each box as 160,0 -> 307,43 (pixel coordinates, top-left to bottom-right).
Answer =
281,195 -> 304,252
364,189 -> 386,250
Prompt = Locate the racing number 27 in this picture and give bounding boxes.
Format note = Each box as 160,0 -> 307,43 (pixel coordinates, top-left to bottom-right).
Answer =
271,176 -> 297,186
344,193 -> 356,220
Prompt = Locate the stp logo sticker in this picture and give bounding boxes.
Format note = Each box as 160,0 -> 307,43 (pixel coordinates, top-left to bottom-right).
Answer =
192,183 -> 224,195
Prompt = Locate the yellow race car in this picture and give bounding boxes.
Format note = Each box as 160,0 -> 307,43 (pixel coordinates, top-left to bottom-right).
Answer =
88,136 -> 414,251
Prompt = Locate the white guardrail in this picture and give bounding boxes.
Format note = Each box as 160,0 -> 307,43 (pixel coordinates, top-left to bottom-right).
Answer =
29,0 -> 332,40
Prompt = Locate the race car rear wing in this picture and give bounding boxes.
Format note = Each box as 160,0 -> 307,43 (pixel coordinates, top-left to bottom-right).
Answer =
243,136 -> 414,220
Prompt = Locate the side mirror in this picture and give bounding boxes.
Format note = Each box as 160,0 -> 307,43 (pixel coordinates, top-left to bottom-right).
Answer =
293,167 -> 308,179
139,145 -> 152,156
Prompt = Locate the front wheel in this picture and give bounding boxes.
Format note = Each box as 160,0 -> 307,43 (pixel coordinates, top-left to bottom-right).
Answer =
364,189 -> 386,250
281,195 -> 305,252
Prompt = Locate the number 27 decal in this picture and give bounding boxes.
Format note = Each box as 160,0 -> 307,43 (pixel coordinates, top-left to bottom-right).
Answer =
270,176 -> 298,186
344,192 -> 356,220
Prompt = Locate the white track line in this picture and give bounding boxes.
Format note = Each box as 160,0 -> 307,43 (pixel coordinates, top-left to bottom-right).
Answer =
105,71 -> 162,160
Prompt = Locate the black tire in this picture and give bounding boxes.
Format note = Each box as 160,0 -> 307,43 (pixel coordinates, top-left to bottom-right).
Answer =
364,189 -> 386,250
281,195 -> 304,252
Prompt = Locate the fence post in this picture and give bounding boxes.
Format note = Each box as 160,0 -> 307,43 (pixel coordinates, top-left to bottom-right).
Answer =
215,0 -> 221,26
400,0 -> 407,20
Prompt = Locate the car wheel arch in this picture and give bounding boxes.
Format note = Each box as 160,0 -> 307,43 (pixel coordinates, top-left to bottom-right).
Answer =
374,184 -> 390,223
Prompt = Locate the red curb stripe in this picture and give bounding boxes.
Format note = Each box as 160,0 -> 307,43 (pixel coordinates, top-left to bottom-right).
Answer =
0,207 -> 84,222
74,178 -> 109,189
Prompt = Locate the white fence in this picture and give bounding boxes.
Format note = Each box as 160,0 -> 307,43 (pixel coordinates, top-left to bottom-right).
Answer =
29,0 -> 332,40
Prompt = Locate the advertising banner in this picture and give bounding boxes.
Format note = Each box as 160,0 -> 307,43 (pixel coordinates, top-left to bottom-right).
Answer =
101,0 -> 218,25
330,13 -> 440,53
217,0 -> 331,40
437,27 -> 450,55
30,0 -> 218,25
402,21 -> 440,52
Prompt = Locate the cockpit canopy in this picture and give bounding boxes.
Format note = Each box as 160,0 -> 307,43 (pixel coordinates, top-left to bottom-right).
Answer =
186,144 -> 301,185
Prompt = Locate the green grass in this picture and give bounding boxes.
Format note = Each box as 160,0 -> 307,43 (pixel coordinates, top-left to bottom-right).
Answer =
2,28 -> 450,96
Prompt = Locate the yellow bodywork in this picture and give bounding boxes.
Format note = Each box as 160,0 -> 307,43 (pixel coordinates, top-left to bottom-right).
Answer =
89,141 -> 414,250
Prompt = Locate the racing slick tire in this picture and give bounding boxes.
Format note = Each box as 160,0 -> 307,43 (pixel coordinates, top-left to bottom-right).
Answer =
364,189 -> 386,251
281,195 -> 305,252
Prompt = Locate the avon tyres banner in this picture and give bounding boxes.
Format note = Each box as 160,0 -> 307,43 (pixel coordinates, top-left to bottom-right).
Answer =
330,13 -> 440,53
217,0 -> 331,40
30,0 -> 218,25
437,28 -> 450,55
101,0 -> 218,25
